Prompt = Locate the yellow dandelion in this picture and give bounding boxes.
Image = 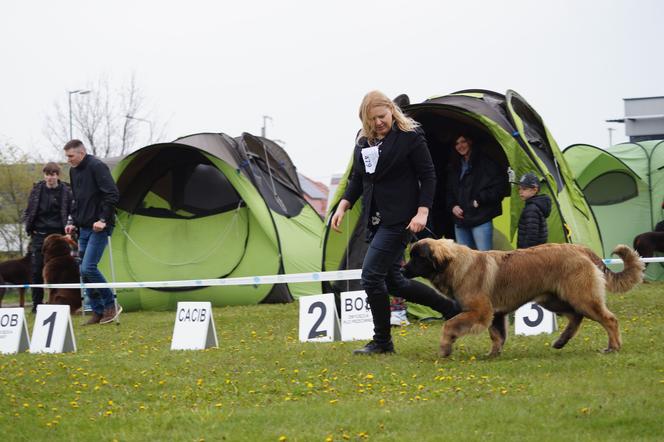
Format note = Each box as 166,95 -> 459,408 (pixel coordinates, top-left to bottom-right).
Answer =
365,374 -> 374,380
278,436 -> 287,442
329,399 -> 338,404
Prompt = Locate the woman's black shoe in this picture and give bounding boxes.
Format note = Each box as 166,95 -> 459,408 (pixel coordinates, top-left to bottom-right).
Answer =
353,340 -> 395,355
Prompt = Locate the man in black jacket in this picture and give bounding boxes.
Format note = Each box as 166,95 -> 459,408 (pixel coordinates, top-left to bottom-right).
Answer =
63,140 -> 121,325
23,162 -> 73,312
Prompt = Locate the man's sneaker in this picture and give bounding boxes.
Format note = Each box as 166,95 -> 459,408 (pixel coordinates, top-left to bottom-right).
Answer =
353,340 -> 395,355
390,309 -> 410,326
100,304 -> 123,324
82,312 -> 103,326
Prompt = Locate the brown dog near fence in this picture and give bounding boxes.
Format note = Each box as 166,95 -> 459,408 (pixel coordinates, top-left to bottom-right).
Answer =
0,253 -> 31,307
42,234 -> 81,313
402,239 -> 644,358
633,230 -> 664,270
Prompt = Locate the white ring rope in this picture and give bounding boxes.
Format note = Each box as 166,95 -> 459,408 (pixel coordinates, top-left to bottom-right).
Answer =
2,257 -> 663,291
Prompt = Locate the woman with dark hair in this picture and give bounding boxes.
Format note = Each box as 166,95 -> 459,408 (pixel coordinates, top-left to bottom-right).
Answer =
331,90 -> 459,355
446,134 -> 508,250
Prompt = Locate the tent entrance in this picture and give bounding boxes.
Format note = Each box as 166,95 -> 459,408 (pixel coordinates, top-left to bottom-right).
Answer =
408,107 -> 510,240
117,144 -> 244,218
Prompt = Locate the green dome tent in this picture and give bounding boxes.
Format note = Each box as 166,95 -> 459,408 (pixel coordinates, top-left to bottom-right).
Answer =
99,132 -> 324,311
322,89 -> 603,316
563,140 -> 664,280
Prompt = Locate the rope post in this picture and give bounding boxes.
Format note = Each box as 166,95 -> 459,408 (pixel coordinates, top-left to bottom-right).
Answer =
107,234 -> 120,325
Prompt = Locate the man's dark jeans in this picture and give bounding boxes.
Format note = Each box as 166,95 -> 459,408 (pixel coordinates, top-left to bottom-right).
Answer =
78,227 -> 115,315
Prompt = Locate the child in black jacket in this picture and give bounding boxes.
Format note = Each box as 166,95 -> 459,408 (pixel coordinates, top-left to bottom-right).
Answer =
516,172 -> 552,248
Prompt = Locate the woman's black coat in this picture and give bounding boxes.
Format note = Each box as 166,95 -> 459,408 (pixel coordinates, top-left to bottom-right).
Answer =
446,148 -> 508,228
343,126 -> 436,227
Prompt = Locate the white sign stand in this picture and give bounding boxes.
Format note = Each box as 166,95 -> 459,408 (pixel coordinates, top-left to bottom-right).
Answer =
299,293 -> 340,342
340,290 -> 374,341
171,302 -> 218,350
29,305 -> 76,353
0,308 -> 30,354
514,302 -> 558,336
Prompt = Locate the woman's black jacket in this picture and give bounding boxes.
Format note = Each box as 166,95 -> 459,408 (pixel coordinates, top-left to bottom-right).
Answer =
446,148 -> 508,228
343,126 -> 436,227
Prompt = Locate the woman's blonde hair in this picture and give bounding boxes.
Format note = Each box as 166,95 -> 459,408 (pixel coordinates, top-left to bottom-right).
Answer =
358,90 -> 419,141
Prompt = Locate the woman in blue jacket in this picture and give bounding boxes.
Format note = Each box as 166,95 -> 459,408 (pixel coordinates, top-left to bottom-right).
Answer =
331,90 -> 459,355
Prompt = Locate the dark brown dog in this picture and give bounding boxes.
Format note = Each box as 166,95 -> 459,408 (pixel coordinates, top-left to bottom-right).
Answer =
403,239 -> 644,357
633,230 -> 664,266
0,252 -> 31,307
42,234 -> 81,313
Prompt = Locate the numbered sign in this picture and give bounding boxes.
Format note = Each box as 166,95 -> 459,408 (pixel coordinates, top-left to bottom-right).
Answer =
171,302 -> 218,350
0,308 -> 30,354
298,293 -> 340,342
514,302 -> 558,336
30,305 -> 76,353
340,290 -> 374,341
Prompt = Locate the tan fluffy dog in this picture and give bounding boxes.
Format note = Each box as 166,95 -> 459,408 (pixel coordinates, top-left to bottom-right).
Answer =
402,239 -> 644,357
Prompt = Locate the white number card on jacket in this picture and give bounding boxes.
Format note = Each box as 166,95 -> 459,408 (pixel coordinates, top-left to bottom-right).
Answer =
361,146 -> 380,174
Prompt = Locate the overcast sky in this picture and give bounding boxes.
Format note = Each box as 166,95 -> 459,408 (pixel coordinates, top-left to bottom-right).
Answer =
1,0 -> 662,183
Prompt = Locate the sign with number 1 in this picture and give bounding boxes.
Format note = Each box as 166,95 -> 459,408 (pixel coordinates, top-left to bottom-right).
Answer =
29,305 -> 77,353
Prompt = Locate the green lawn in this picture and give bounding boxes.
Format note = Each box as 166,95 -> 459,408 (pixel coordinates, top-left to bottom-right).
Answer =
1,283 -> 663,441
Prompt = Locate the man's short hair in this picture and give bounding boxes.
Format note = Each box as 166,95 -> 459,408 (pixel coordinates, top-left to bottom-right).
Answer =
42,162 -> 61,175
63,139 -> 85,151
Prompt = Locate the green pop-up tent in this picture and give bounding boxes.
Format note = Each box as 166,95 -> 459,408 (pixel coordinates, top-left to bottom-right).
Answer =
563,140 -> 664,280
99,132 -> 323,311
322,89 -> 603,316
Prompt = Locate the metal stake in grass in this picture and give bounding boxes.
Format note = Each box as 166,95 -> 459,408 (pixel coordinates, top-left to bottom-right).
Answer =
107,233 -> 120,326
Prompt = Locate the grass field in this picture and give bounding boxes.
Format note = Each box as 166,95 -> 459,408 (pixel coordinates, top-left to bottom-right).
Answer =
1,283 -> 663,441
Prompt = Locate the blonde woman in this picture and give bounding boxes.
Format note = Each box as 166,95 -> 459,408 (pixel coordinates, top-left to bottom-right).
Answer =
331,90 -> 459,355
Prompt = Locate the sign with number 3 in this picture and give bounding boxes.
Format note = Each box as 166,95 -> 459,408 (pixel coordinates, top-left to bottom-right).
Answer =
514,302 -> 557,336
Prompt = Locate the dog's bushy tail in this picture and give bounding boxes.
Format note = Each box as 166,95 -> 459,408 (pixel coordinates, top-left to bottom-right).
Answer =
604,245 -> 645,293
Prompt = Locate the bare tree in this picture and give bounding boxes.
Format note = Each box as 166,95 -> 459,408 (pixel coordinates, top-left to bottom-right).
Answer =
44,73 -> 165,158
0,142 -> 40,254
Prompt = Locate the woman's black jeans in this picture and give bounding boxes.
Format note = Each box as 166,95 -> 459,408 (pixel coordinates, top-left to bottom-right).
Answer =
361,224 -> 458,344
